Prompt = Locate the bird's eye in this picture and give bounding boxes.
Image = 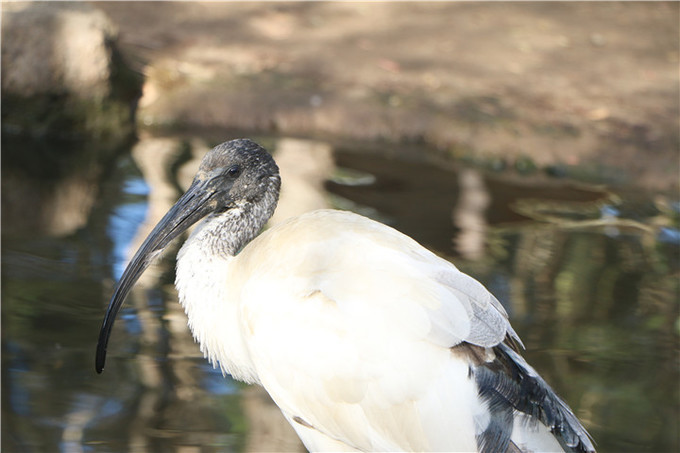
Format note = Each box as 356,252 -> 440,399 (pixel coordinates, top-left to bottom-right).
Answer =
225,165 -> 242,179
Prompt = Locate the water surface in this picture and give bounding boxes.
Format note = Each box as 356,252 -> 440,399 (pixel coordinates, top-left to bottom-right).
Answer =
2,135 -> 678,452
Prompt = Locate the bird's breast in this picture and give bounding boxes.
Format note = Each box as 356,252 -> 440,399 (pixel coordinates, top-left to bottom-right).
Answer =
175,233 -> 260,383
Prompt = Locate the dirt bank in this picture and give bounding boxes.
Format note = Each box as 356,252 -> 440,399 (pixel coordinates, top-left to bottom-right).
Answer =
96,1 -> 679,192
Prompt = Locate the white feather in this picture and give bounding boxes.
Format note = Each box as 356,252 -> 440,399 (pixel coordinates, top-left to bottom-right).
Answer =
176,209 -> 522,451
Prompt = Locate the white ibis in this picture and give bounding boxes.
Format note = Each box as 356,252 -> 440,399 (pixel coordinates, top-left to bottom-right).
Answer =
96,139 -> 595,452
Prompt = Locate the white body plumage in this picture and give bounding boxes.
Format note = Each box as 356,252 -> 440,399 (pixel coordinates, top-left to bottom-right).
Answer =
98,140 -> 594,453
177,209 -> 571,452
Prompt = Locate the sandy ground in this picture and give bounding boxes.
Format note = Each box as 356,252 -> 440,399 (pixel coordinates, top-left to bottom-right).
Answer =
95,1 -> 679,192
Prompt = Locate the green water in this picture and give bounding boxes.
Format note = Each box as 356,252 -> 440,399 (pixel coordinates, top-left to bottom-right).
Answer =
2,135 -> 678,452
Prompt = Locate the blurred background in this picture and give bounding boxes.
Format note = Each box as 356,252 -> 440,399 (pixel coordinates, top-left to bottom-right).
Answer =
2,2 -> 678,452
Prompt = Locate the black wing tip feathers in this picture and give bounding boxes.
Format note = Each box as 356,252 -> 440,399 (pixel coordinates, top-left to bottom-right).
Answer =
473,342 -> 596,453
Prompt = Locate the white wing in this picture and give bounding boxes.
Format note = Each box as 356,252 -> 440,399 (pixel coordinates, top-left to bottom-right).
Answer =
235,210 -> 520,451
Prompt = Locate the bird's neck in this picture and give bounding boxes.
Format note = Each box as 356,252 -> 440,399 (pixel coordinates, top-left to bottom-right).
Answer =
174,200 -> 275,384
173,191 -> 278,383
175,233 -> 260,383
191,196 -> 277,258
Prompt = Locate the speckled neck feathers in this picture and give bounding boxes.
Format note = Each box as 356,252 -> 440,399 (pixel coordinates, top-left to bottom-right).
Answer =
191,179 -> 280,258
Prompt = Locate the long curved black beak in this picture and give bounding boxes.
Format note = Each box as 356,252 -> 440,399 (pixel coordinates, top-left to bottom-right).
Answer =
96,178 -> 221,373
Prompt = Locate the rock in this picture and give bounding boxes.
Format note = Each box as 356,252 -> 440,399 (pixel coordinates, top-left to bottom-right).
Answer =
1,2 -> 140,140
1,3 -> 144,236
2,2 -> 115,99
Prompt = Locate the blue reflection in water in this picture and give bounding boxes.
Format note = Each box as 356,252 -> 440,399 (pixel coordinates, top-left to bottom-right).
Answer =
201,363 -> 239,395
123,177 -> 151,197
658,226 -> 680,245
107,177 -> 149,281
146,287 -> 165,310
105,176 -> 149,341
120,312 -> 142,336
6,341 -> 32,417
600,204 -> 621,218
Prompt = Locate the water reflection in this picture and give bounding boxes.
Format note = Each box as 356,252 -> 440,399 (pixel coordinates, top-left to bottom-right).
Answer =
453,168 -> 490,260
2,135 -> 678,452
492,224 -> 678,443
1,136 -> 122,238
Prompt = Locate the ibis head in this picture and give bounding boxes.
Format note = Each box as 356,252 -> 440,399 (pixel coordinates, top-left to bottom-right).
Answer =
95,139 -> 280,373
